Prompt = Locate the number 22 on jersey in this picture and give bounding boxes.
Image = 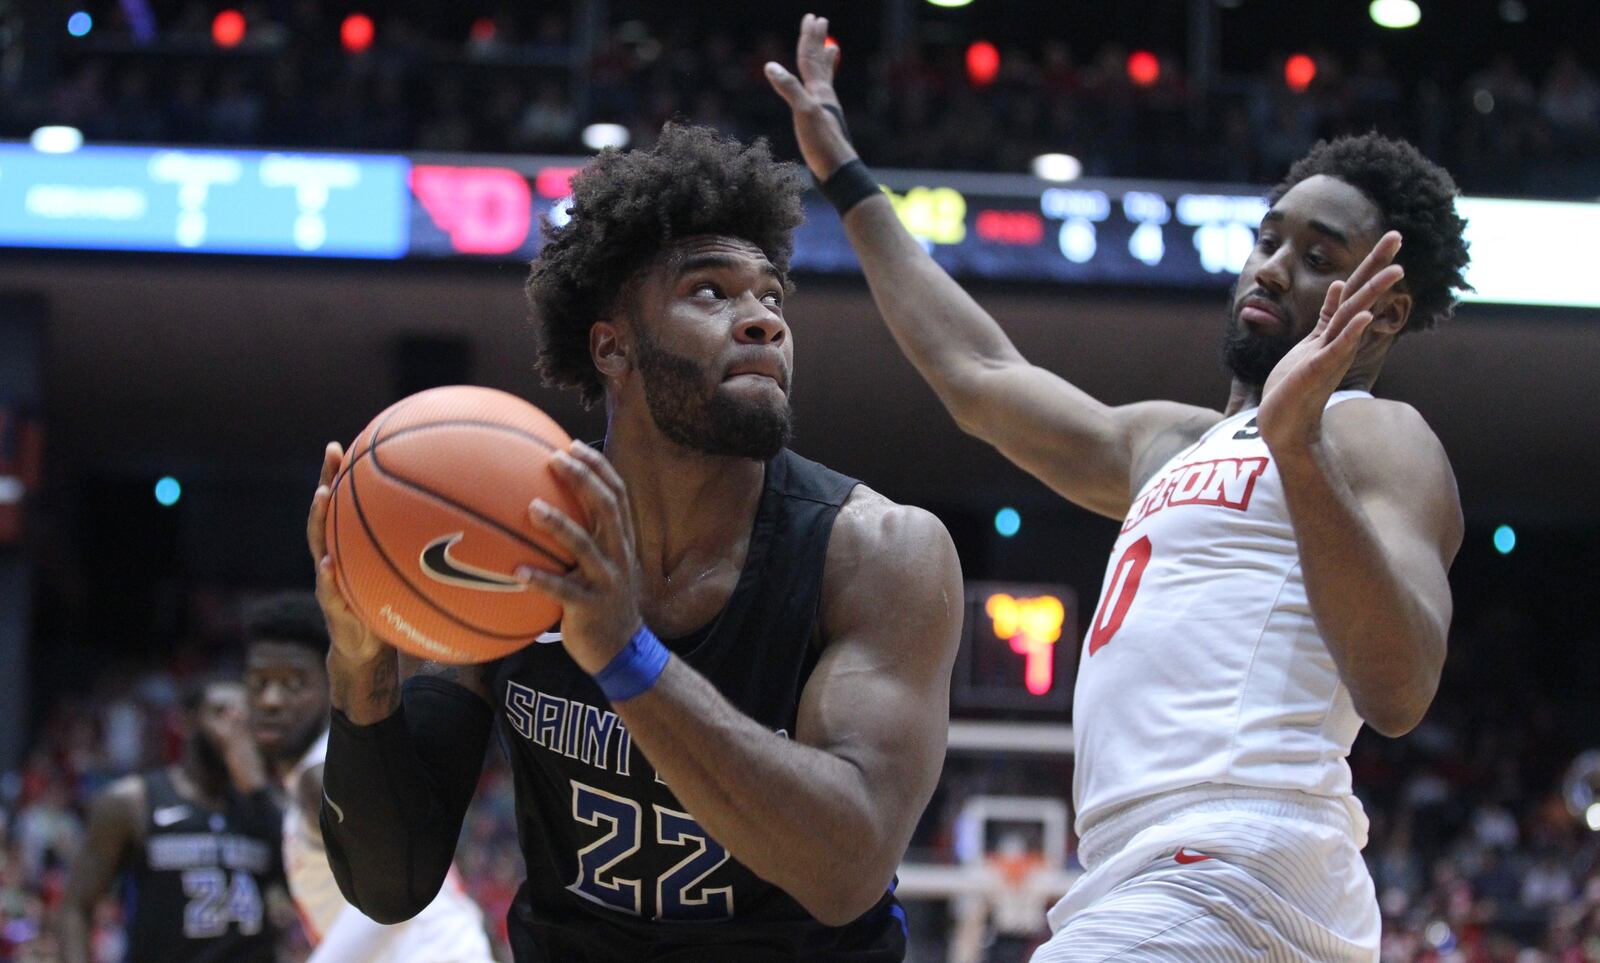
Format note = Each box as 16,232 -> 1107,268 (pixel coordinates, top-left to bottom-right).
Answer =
566,780 -> 734,921
1087,536 -> 1152,655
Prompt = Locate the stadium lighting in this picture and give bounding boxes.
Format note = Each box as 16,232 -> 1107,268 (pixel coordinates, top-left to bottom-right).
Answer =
994,507 -> 1021,538
154,476 -> 182,507
1031,153 -> 1083,182
966,41 -> 1000,87
581,123 -> 630,151
1588,803 -> 1600,832
212,10 -> 246,48
1285,54 -> 1316,92
926,0 -> 975,7
340,13 -> 375,53
1369,0 -> 1421,29
30,126 -> 83,153
66,11 -> 93,37
1126,51 -> 1160,87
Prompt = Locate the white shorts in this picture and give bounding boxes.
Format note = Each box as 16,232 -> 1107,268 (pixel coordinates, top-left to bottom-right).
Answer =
1032,787 -> 1379,963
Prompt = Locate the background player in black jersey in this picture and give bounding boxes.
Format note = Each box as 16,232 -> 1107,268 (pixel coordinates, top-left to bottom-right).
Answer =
307,123 -> 964,961
58,677 -> 282,963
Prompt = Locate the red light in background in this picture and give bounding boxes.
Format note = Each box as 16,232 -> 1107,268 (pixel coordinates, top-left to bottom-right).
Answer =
824,35 -> 840,63
986,593 -> 1066,697
340,13 -> 374,53
1127,50 -> 1160,87
1285,54 -> 1316,92
411,166 -> 533,255
469,17 -> 496,43
975,210 -> 1044,246
966,40 -> 1000,87
211,9 -> 246,48
534,166 -> 579,199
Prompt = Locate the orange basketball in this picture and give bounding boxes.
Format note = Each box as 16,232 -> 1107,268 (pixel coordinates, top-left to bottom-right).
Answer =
325,385 -> 585,664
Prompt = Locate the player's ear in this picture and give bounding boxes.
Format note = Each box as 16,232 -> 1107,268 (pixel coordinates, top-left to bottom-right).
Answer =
591,320 -> 628,379
1371,292 -> 1413,337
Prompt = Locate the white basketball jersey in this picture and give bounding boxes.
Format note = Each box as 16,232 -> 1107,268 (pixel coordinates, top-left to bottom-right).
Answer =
284,730 -> 494,961
1072,391 -> 1374,839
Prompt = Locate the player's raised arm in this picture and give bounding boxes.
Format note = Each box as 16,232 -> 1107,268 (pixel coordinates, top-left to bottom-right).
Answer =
307,442 -> 494,924
766,15 -> 1219,518
58,778 -> 142,963
523,444 -> 963,926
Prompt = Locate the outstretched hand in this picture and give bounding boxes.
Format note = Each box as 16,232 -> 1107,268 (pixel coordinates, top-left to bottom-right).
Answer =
1258,230 -> 1406,452
764,13 -> 858,181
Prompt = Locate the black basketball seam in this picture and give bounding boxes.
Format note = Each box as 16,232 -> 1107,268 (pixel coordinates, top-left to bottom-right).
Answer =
331,414 -> 561,493
361,416 -> 573,572
345,442 -> 545,643
372,418 -> 563,454
329,474 -> 387,640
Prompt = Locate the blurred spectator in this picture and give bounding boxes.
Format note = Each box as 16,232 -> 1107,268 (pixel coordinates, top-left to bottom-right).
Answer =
0,8 -> 1593,198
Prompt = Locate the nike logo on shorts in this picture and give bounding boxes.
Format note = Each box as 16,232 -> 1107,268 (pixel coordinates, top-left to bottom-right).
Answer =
152,805 -> 191,827
324,791 -> 345,824
1173,848 -> 1213,865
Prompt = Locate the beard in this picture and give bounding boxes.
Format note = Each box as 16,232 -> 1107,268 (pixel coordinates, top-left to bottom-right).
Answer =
1220,294 -> 1300,387
634,331 -> 793,461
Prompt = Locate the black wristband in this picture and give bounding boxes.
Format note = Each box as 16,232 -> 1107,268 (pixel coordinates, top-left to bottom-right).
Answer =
820,103 -> 852,144
819,159 -> 879,215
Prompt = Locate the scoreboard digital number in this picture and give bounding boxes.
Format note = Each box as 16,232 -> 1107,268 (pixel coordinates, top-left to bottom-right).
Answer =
954,582 -> 1078,714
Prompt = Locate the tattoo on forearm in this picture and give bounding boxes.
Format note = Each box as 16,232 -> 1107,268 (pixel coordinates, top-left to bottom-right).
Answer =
367,656 -> 398,712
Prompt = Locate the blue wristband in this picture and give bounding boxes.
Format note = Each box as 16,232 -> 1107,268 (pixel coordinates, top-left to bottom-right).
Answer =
593,625 -> 670,703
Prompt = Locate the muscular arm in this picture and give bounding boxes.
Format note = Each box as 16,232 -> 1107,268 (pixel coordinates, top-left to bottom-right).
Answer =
309,440 -> 493,923
319,661 -> 493,924
766,16 -> 1218,516
841,194 -> 1220,516
1274,400 -> 1462,737
58,778 -> 142,963
612,491 -> 964,925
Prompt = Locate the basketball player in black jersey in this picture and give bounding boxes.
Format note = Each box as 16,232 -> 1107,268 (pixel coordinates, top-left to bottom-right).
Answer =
307,123 -> 964,961
58,678 -> 283,963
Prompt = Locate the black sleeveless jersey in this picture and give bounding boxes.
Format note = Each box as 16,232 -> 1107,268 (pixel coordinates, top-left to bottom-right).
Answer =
122,768 -> 281,963
490,449 -> 908,962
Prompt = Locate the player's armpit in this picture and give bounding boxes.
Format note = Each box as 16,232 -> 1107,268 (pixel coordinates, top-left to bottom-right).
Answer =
321,675 -> 492,924
796,488 -> 965,916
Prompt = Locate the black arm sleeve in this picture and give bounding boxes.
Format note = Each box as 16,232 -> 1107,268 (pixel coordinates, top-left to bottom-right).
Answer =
320,675 -> 493,924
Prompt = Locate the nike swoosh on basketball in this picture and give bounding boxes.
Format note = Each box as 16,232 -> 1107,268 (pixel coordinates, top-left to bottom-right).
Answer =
153,805 -> 191,827
1173,848 -> 1213,865
419,533 -> 528,593
535,631 -> 563,645
324,791 -> 345,824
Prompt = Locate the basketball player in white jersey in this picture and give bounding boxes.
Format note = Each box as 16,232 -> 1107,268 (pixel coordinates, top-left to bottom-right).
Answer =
242,593 -> 498,961
769,15 -> 1471,961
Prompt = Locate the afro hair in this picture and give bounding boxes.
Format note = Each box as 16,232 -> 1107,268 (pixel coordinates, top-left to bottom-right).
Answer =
242,591 -> 329,655
526,123 -> 808,407
1270,133 -> 1472,334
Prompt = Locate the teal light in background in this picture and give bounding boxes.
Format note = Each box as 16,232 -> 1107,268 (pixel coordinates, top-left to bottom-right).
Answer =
67,11 -> 93,36
1493,524 -> 1516,555
154,476 -> 182,507
994,507 -> 1021,538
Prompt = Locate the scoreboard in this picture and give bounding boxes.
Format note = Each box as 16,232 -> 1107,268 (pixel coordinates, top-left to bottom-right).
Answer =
954,582 -> 1078,716
0,142 -> 1594,308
